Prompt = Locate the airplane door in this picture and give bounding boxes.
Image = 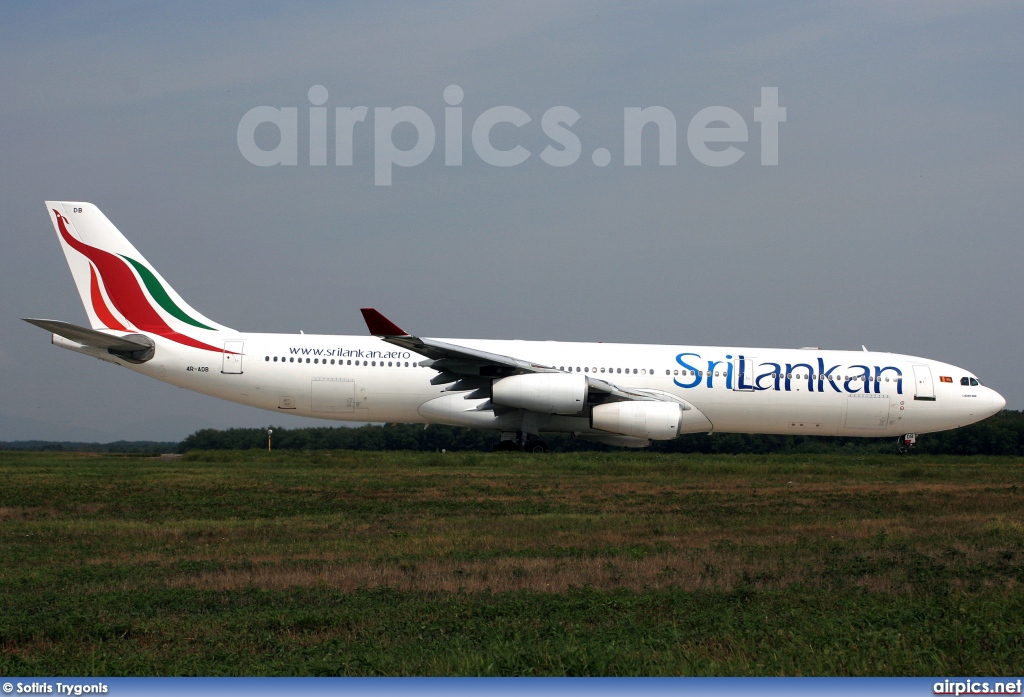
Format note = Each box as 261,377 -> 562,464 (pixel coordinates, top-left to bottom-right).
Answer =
912,364 -> 935,401
844,394 -> 890,431
222,341 -> 244,374
733,356 -> 755,391
311,378 -> 355,412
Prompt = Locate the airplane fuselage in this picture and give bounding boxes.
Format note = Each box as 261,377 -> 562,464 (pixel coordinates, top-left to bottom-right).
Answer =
62,331 -> 1004,440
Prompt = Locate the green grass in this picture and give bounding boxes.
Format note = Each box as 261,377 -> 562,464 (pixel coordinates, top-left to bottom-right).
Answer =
1,450 -> 1023,675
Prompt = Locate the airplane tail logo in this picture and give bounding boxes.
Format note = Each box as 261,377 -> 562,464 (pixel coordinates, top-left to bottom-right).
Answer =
45,201 -> 233,353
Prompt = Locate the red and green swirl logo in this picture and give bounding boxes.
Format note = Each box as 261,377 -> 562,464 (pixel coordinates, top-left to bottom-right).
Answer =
54,210 -> 225,353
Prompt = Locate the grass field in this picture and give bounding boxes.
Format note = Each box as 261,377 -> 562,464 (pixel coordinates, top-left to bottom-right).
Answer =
1,449 -> 1022,675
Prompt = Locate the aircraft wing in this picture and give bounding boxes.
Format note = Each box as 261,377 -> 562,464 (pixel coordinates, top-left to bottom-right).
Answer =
360,308 -> 675,404
361,308 -> 557,377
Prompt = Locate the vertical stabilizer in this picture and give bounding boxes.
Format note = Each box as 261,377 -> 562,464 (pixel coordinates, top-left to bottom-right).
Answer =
45,201 -> 233,349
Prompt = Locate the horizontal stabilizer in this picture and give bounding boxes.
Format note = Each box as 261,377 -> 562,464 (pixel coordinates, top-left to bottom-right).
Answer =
23,318 -> 155,362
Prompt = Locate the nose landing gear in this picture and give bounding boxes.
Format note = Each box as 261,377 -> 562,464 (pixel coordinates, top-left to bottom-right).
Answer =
898,433 -> 917,454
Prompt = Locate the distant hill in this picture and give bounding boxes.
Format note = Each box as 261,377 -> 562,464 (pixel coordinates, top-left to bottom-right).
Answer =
0,440 -> 178,454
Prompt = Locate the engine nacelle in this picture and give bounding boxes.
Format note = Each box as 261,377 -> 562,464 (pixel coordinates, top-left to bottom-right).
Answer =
491,373 -> 587,414
591,401 -> 683,440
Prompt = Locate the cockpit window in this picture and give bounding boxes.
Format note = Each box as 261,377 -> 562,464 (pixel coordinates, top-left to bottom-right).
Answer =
961,377 -> 970,386
970,378 -> 980,386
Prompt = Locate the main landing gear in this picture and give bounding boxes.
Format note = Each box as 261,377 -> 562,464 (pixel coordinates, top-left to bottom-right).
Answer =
492,431 -> 549,453
898,433 -> 917,454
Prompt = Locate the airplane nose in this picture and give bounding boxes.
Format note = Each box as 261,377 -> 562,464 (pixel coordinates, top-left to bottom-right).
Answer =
991,390 -> 1006,413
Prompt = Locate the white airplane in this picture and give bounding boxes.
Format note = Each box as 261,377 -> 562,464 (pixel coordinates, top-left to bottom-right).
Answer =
26,201 -> 1005,452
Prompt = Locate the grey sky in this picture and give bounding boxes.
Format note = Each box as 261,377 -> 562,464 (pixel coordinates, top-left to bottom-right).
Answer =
2,1 -> 1021,441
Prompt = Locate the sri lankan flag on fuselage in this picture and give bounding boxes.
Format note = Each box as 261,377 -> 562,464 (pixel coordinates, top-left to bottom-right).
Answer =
46,201 -> 234,353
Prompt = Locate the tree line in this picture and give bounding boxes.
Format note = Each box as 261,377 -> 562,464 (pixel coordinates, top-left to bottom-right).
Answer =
5,411 -> 1020,456
178,409 -> 1024,455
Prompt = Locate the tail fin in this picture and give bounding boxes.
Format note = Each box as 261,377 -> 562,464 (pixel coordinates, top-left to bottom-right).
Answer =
45,201 -> 234,342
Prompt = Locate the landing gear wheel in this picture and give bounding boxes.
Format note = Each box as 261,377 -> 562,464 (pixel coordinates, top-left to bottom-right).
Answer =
525,440 -> 549,454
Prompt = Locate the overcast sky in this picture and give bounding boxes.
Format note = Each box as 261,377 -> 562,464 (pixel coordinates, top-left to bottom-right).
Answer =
2,1 -> 1022,442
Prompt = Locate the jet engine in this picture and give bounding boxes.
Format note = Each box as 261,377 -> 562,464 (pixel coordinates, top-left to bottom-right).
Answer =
491,373 -> 587,414
591,401 -> 683,440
